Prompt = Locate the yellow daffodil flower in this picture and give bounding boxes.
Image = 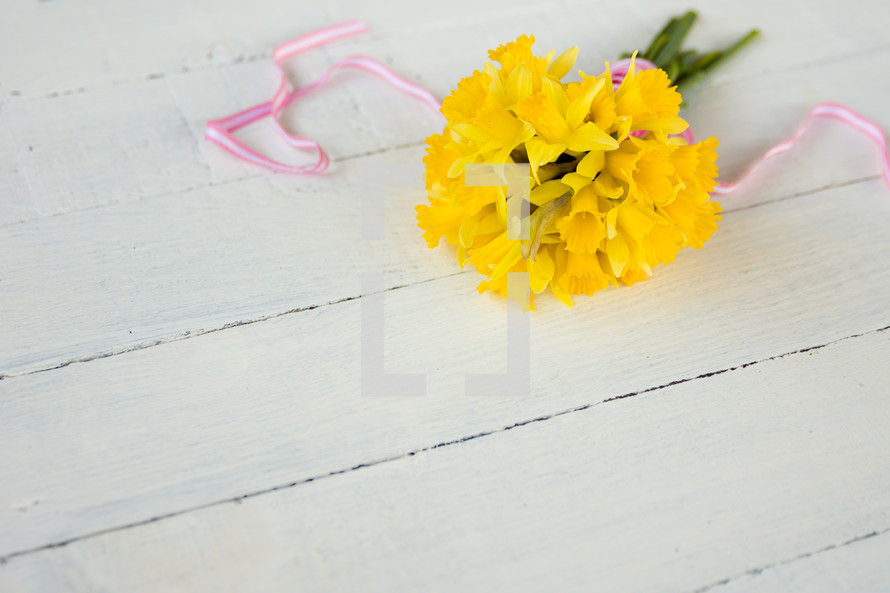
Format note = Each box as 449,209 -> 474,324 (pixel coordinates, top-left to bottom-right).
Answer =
417,35 -> 721,308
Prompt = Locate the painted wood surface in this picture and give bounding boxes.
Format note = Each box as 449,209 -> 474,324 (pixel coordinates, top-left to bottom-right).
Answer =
1,331 -> 888,592
3,44 -> 890,375
1,0 -> 889,591
2,178 -> 889,559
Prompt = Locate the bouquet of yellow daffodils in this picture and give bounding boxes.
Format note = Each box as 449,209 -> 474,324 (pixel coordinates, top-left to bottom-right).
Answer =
416,12 -> 757,307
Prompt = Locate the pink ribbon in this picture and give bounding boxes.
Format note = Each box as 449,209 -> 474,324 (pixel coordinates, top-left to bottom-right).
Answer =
205,22 -> 890,197
711,102 -> 890,194
204,20 -> 440,174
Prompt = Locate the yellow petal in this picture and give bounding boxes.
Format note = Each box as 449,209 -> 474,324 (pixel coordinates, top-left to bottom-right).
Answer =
483,61 -> 507,105
440,70 -> 495,124
457,245 -> 468,266
605,234 -> 629,276
476,207 -> 505,236
561,172 -> 593,194
547,46 -> 578,80
566,76 -> 605,129
550,282 -> 574,307
515,93 -> 572,144
636,218 -> 684,267
490,242 -> 522,281
416,199 -> 464,248
423,132 -> 462,189
576,149 -> 605,178
530,179 -> 570,206
525,137 -> 566,182
606,206 -> 619,239
588,75 -> 617,131
527,246 -> 556,293
505,64 -> 534,105
593,172 -> 625,200
618,262 -> 650,286
569,183 -> 599,213
561,251 -> 611,295
567,121 -> 619,152
459,210 -> 479,248
540,76 -> 569,113
633,116 -> 689,135
556,209 -> 605,253
616,202 -> 657,244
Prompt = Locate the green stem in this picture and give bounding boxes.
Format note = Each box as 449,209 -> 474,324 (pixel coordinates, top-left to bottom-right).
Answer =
678,49 -> 698,68
643,17 -> 678,59
644,34 -> 671,63
689,51 -> 723,73
652,11 -> 698,68
676,29 -> 760,95
709,29 -> 761,71
665,58 -> 681,83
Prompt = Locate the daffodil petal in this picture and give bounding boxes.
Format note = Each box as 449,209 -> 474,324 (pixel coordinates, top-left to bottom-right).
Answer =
576,149 -> 605,177
530,179 -> 570,206
567,121 -> 619,152
547,46 -> 578,80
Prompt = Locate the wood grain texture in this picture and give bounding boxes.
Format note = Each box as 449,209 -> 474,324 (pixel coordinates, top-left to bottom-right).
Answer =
3,43 -> 890,374
0,59 -> 442,223
1,330 -> 888,592
2,0 -> 887,101
2,1 -> 889,376
2,144 -> 889,376
718,530 -> 890,593
1,179 -> 889,558
2,0 -> 890,590
1,0 -> 888,224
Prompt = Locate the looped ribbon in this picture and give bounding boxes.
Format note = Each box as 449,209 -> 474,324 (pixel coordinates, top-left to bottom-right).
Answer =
204,20 -> 440,174
205,22 -> 890,195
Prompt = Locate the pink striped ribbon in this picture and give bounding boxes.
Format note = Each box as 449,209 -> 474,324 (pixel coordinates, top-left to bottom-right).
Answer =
711,102 -> 890,194
204,20 -> 440,174
205,22 -> 890,196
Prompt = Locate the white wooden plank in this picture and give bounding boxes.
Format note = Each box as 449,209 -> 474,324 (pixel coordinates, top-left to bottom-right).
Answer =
717,530 -> 890,593
1,78 -> 214,222
1,123 -> 889,378
2,2 -> 889,589
166,56 -> 444,181
1,3 -> 888,224
0,110 -> 30,212
0,147 -> 444,375
687,53 -> 890,194
1,178 -> 888,558
1,329 -> 888,592
0,58 -> 443,223
2,49 -> 890,373
2,0 -> 887,101
0,0 -> 233,100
